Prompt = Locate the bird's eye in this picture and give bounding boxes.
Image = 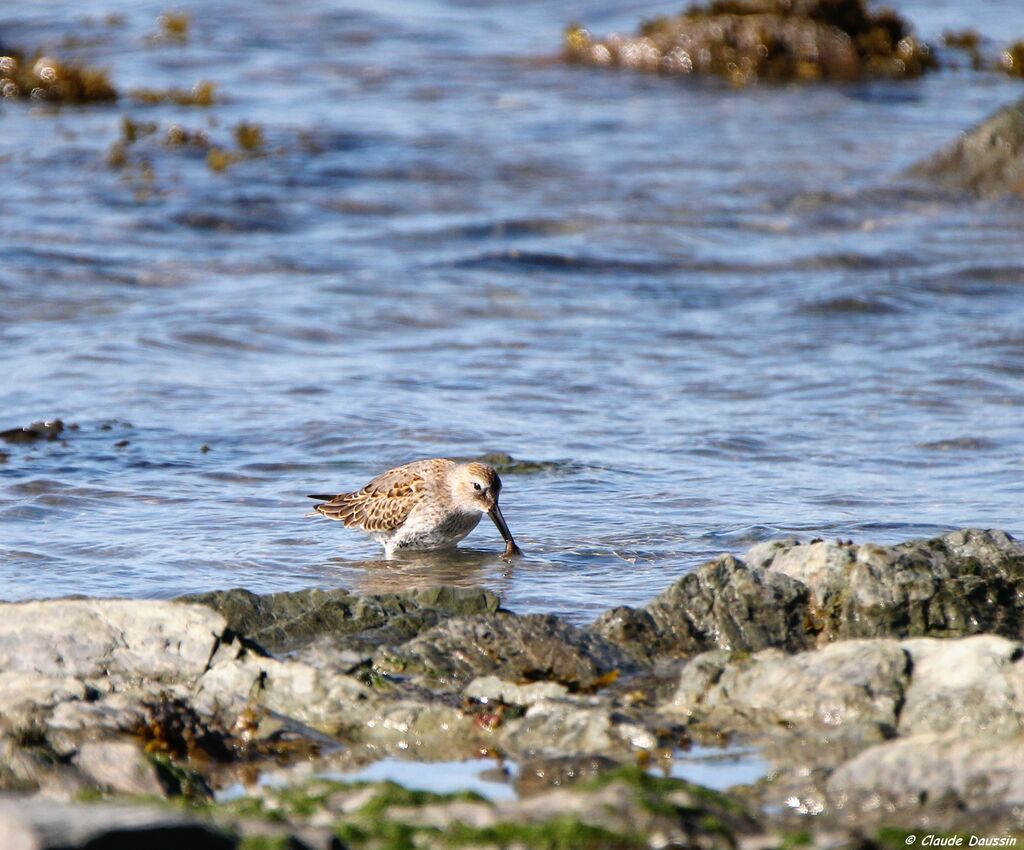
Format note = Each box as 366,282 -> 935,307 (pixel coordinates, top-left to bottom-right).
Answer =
473,482 -> 483,491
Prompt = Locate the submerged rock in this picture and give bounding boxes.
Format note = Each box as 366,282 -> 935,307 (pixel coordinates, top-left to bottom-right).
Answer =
911,98 -> 1024,197
514,754 -> 621,795
563,0 -> 935,85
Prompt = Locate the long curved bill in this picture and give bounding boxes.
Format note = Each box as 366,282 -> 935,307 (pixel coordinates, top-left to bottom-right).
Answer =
488,503 -> 522,557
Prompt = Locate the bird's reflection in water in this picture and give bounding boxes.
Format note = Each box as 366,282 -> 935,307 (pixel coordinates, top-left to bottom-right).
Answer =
323,547 -> 515,597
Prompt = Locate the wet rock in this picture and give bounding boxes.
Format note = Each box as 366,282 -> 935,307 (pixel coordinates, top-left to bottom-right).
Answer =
373,612 -> 633,691
183,584 -> 500,654
910,98 -> 1024,197
0,796 -> 232,849
666,640 -> 909,746
0,420 -> 63,445
563,0 -> 935,85
592,554 -> 812,660
748,529 -> 1024,642
514,754 -> 620,795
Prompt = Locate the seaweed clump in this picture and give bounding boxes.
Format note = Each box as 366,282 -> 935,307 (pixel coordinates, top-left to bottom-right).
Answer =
130,80 -> 216,106
0,419 -> 64,444
148,12 -> 191,44
107,116 -> 268,175
942,29 -> 983,70
563,0 -> 936,85
0,50 -> 116,103
1000,41 -> 1024,78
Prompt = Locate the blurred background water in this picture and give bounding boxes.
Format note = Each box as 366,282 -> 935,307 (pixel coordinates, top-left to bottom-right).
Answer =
2,0 -> 1023,619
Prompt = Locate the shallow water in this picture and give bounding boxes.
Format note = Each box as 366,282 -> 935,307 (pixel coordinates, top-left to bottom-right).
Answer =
216,745 -> 768,802
2,0 -> 1024,618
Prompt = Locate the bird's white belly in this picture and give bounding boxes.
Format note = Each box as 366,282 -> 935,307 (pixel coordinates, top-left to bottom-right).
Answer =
383,509 -> 482,553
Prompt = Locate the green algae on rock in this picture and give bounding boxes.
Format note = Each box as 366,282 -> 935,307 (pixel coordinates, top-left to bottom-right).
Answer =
563,0 -> 936,84
595,529 -> 1024,661
182,584 -> 501,654
203,768 -> 759,850
0,50 -> 116,103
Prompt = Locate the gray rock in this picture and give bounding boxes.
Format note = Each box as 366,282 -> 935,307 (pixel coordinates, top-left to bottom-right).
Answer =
826,733 -> 1024,826
592,554 -> 812,660
0,733 -> 91,798
183,584 -> 500,654
464,676 -> 569,706
374,612 -> 633,690
0,673 -> 88,726
597,529 -> 1024,663
749,529 -> 1024,643
498,700 -> 634,759
0,599 -> 226,686
0,796 -> 234,849
910,98 -> 1024,197
73,741 -> 166,797
666,640 -> 909,744
898,635 -> 1024,737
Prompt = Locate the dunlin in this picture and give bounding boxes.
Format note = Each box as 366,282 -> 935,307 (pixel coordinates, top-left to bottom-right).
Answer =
308,458 -> 521,558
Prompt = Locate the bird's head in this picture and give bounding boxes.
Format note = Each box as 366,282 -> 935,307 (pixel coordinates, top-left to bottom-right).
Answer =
451,462 -> 521,556
452,462 -> 502,512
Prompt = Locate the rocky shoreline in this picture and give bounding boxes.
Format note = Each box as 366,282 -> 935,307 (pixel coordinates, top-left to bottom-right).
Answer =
2,528 -> 1023,848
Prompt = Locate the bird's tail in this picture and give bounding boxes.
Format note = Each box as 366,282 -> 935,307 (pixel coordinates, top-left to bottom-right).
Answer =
307,494 -> 335,501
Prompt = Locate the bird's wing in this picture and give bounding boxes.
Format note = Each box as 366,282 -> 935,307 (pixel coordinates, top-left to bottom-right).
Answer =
311,463 -> 434,532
